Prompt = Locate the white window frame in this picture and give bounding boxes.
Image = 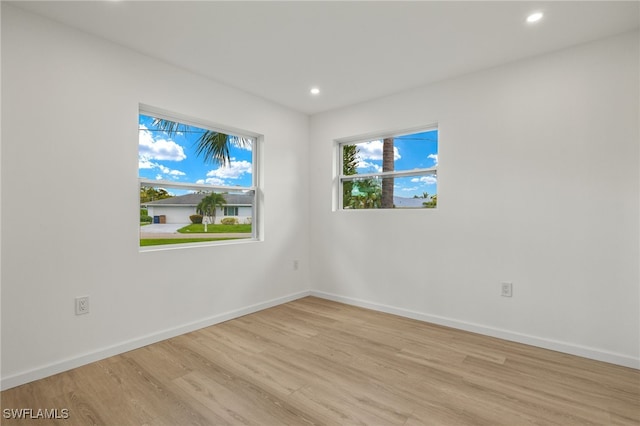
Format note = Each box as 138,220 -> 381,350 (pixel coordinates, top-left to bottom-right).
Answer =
337,125 -> 438,210
139,105 -> 260,250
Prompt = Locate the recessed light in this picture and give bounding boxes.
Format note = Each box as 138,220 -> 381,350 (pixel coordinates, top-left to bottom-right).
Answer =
310,87 -> 320,95
526,12 -> 543,23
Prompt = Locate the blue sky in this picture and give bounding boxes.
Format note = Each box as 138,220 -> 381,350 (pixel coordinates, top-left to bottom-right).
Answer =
138,114 -> 253,193
352,129 -> 438,198
139,115 -> 437,199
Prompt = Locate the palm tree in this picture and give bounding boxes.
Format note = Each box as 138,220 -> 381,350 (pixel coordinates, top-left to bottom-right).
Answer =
423,194 -> 437,208
197,193 -> 226,231
381,138 -> 395,208
140,186 -> 171,203
342,144 -> 359,208
349,177 -> 381,209
152,118 -> 251,166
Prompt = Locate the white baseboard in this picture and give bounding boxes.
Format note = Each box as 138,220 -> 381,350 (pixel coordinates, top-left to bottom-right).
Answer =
310,290 -> 639,370
0,290 -> 311,391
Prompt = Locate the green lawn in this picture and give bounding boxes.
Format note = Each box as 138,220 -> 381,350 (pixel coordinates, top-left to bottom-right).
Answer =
140,237 -> 239,247
177,224 -> 252,233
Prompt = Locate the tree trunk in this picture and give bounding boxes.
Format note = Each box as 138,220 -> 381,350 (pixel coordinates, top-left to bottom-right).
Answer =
381,138 -> 394,208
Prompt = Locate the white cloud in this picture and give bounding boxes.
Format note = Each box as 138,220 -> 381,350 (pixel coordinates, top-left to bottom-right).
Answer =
139,158 -> 155,169
356,140 -> 401,161
139,158 -> 185,178
411,175 -> 437,185
206,160 -> 252,180
402,187 -> 419,191
428,153 -> 438,166
197,177 -> 226,186
138,125 -> 186,162
357,161 -> 382,173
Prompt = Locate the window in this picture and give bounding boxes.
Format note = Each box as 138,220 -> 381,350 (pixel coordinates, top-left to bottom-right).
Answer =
139,107 -> 258,248
338,127 -> 438,209
224,206 -> 239,216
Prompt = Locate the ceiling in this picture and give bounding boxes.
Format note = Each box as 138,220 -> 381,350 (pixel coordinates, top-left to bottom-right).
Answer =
10,1 -> 640,115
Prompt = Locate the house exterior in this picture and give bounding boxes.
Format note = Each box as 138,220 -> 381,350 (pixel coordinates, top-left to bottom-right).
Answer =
393,196 -> 432,208
143,193 -> 253,224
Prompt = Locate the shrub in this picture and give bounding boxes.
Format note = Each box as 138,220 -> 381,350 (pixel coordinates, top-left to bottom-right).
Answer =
140,215 -> 153,223
190,214 -> 203,224
221,217 -> 238,225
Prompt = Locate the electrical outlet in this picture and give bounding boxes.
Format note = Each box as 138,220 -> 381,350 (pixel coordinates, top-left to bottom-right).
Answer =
501,282 -> 513,298
75,296 -> 90,315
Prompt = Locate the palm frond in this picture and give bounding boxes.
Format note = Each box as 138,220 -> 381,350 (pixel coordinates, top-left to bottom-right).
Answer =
152,118 -> 186,135
195,132 -> 231,166
152,117 -> 244,166
229,136 -> 253,150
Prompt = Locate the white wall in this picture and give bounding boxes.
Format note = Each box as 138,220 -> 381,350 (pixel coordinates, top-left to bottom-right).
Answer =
146,206 -> 195,224
309,31 -> 639,368
1,5 -> 310,388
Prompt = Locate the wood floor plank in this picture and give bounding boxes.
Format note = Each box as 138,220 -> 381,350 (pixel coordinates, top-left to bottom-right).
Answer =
1,296 -> 638,425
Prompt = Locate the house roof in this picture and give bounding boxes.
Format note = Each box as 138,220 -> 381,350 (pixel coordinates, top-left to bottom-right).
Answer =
393,196 -> 431,209
144,193 -> 253,207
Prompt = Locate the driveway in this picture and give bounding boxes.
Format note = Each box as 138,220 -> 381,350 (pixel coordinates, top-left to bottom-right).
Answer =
140,223 -> 252,239
141,223 -> 188,234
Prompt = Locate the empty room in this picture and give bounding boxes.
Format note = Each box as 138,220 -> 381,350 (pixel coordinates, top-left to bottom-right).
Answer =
1,1 -> 638,425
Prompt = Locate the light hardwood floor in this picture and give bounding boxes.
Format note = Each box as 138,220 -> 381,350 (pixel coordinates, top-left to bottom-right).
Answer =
1,297 -> 638,425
